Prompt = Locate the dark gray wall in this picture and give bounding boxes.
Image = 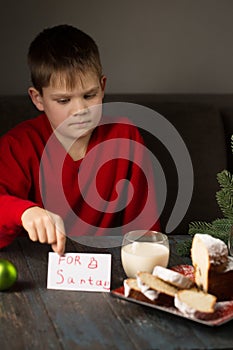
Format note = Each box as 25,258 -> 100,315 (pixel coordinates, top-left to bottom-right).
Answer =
1,0 -> 233,94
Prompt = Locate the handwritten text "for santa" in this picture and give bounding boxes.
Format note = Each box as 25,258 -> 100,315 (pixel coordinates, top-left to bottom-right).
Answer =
47,252 -> 112,292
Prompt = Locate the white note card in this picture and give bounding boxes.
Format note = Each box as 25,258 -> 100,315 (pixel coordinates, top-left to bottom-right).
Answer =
47,252 -> 112,292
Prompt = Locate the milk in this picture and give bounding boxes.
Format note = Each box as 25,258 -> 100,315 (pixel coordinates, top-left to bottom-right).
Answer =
121,241 -> 169,278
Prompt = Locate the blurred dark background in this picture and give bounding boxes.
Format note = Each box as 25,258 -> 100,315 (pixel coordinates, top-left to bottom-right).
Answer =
1,0 -> 233,95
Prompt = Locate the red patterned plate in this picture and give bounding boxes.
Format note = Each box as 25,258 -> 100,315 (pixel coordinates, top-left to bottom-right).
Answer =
111,265 -> 233,326
170,264 -> 195,281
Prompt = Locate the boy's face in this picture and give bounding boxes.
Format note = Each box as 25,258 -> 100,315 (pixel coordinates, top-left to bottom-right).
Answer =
29,71 -> 106,141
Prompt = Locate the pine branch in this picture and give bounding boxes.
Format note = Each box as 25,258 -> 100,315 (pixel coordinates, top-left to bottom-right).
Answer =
216,170 -> 233,190
211,217 -> 233,232
188,221 -> 213,235
231,135 -> 233,153
215,170 -> 233,219
209,218 -> 233,244
216,188 -> 233,219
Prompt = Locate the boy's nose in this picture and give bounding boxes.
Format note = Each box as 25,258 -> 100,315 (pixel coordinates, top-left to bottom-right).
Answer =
72,100 -> 89,116
73,107 -> 89,117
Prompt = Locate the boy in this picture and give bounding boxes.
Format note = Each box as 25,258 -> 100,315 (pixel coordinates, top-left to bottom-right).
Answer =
0,24 -> 159,255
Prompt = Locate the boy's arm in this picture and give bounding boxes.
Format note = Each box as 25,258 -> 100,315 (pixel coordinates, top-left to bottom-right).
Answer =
0,134 -> 66,253
0,192 -> 66,254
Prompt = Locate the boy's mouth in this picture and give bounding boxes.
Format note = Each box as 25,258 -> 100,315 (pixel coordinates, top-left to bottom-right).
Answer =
69,120 -> 91,127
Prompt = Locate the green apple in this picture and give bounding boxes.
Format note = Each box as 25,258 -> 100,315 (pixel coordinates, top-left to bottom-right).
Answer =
0,259 -> 18,291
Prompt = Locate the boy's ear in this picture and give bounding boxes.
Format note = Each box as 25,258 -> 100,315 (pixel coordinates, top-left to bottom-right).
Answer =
100,75 -> 107,97
28,87 -> 44,111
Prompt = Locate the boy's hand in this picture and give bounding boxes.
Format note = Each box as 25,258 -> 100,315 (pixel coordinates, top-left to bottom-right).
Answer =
21,207 -> 66,255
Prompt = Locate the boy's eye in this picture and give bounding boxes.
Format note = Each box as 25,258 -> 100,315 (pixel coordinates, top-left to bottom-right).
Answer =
57,98 -> 70,104
84,93 -> 97,100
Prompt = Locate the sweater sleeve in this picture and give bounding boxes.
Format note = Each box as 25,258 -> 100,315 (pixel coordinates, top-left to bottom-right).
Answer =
0,134 -> 38,247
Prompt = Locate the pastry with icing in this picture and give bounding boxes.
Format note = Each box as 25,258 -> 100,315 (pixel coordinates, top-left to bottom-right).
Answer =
136,271 -> 179,306
191,233 -> 233,301
174,288 -> 217,319
153,265 -> 194,289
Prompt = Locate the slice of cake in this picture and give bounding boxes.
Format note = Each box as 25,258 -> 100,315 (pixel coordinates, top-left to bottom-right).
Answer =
137,271 -> 179,306
174,288 -> 217,319
124,278 -> 140,297
123,278 -> 155,303
153,266 -> 194,289
191,233 -> 233,301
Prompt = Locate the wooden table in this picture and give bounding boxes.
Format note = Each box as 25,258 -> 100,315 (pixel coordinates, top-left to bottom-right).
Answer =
0,235 -> 233,350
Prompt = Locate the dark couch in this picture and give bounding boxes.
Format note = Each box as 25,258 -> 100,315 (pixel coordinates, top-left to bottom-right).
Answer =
1,94 -> 233,235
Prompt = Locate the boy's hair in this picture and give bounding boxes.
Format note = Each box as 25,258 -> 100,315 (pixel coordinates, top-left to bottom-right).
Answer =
28,24 -> 102,94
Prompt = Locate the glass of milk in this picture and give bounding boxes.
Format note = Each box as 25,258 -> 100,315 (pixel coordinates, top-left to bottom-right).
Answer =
121,230 -> 170,278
